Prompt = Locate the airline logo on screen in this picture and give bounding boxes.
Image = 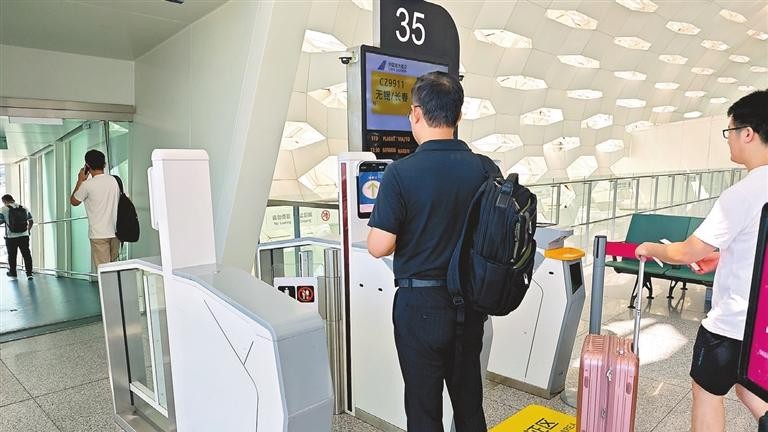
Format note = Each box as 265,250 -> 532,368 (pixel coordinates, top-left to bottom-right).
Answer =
377,60 -> 408,74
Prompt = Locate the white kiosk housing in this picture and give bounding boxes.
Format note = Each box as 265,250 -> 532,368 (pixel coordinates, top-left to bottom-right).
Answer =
99,150 -> 333,432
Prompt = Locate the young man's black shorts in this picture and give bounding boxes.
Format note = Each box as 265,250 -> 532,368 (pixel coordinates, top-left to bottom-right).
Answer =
690,325 -> 742,396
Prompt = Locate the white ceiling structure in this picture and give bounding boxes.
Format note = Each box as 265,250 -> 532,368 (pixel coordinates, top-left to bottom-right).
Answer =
275,0 -> 768,201
0,0 -> 227,60
0,1 -> 765,201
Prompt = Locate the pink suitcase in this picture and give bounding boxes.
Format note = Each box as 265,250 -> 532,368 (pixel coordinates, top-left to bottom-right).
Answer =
576,258 -> 647,432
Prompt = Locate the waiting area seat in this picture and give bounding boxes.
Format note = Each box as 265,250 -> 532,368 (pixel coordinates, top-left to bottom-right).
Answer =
606,213 -> 715,307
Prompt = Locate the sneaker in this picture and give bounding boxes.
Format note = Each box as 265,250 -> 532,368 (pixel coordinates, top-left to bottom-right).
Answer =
27,274 -> 33,280
6,272 -> 17,280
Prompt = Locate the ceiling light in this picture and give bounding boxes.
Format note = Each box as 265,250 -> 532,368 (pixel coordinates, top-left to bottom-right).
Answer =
691,67 -> 715,75
751,66 -> 768,73
655,82 -> 680,90
701,40 -> 729,51
308,83 -> 347,109
298,156 -> 339,200
615,0 -> 658,12
472,134 -> 524,152
462,97 -> 496,120
281,121 -> 325,150
710,97 -> 728,104
666,21 -> 700,35
581,113 -> 613,129
7,116 -> 64,125
545,9 -> 598,30
596,139 -> 625,152
567,89 -> 603,100
302,30 -> 347,53
544,136 -> 581,152
717,77 -> 737,84
747,30 -> 768,41
567,156 -> 598,179
719,9 -> 747,23
626,121 -> 654,133
616,98 -> 646,108
474,29 -> 532,48
652,105 -> 676,113
352,0 -> 373,11
558,55 -> 600,69
508,157 -> 547,185
683,111 -> 702,119
738,85 -> 757,92
614,71 -> 647,81
729,55 -> 750,63
659,54 -> 688,65
614,36 -> 651,50
521,107 -> 564,126
496,75 -> 548,90
685,90 -> 707,98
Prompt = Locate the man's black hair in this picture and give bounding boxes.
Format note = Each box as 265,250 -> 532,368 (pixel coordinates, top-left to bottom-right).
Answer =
84,149 -> 106,170
727,89 -> 768,144
1,194 -> 14,203
411,71 -> 464,128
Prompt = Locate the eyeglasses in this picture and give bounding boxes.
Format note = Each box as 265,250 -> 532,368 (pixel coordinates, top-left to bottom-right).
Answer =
408,104 -> 422,117
722,126 -> 748,139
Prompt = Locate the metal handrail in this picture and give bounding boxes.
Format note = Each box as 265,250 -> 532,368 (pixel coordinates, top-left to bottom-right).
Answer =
32,216 -> 88,226
527,167 -> 741,188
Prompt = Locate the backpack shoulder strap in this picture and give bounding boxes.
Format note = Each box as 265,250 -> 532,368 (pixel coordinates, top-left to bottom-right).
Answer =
113,175 -> 124,195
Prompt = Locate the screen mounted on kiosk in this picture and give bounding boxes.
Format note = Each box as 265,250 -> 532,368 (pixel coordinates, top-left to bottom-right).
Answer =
739,203 -> 768,402
357,161 -> 388,219
361,46 -> 448,160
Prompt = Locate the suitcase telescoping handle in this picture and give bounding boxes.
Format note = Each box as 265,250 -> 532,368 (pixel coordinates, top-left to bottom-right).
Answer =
633,258 -> 646,355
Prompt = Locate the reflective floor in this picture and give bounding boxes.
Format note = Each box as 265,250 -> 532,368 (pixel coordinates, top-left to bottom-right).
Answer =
0,268 -> 759,431
0,273 -> 101,342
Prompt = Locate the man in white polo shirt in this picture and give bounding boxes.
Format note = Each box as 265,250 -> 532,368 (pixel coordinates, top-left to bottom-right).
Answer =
636,90 -> 768,431
70,149 -> 121,269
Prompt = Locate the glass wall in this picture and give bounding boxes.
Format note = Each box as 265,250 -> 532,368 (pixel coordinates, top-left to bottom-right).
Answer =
2,120 -> 133,278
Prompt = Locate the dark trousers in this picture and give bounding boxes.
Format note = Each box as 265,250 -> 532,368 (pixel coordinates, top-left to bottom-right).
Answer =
6,236 -> 33,276
393,285 -> 487,432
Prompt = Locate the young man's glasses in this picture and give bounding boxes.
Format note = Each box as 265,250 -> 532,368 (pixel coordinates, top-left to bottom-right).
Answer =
408,104 -> 422,117
722,126 -> 748,139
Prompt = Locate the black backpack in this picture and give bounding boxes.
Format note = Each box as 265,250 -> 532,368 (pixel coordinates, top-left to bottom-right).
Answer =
113,176 -> 140,243
447,159 -> 538,316
7,206 -> 29,233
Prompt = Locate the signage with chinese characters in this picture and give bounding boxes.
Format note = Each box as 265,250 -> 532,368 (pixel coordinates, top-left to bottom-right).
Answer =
360,46 -> 448,160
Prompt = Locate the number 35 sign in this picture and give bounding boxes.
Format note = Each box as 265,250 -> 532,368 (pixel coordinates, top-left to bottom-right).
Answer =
377,0 -> 460,78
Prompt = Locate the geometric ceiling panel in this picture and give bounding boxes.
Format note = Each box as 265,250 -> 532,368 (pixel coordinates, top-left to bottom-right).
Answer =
280,121 -> 325,151
508,156 -> 548,185
567,155 -> 598,179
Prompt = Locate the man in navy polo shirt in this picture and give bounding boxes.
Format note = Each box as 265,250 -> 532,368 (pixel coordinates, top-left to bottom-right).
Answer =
367,71 -> 500,432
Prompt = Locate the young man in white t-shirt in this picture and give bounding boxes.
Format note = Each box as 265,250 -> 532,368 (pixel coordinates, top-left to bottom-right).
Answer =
636,90 -> 768,431
70,149 -> 121,270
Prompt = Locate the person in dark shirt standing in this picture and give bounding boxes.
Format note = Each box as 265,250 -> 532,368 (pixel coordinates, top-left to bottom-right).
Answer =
367,71 -> 500,432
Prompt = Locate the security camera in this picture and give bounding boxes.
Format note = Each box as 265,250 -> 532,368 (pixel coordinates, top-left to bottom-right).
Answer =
339,51 -> 356,65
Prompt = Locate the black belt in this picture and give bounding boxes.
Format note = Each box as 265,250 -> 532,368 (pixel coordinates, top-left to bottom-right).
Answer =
394,278 -> 447,288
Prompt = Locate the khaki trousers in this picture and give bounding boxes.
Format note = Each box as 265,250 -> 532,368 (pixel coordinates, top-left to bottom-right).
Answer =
91,237 -> 120,270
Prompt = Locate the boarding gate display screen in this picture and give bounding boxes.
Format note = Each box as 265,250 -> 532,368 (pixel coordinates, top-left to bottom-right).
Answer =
360,45 -> 448,160
739,203 -> 768,401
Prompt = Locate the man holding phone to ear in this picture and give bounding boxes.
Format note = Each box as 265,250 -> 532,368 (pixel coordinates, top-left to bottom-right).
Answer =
70,149 -> 121,269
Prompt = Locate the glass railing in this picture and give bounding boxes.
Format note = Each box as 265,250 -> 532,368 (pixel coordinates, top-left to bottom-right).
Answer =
259,167 -> 745,265
100,260 -> 173,432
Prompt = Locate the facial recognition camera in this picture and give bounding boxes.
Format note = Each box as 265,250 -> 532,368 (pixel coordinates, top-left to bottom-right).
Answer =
339,51 -> 356,65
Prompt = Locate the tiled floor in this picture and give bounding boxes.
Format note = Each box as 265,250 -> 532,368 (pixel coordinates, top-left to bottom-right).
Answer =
0,269 -> 761,431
